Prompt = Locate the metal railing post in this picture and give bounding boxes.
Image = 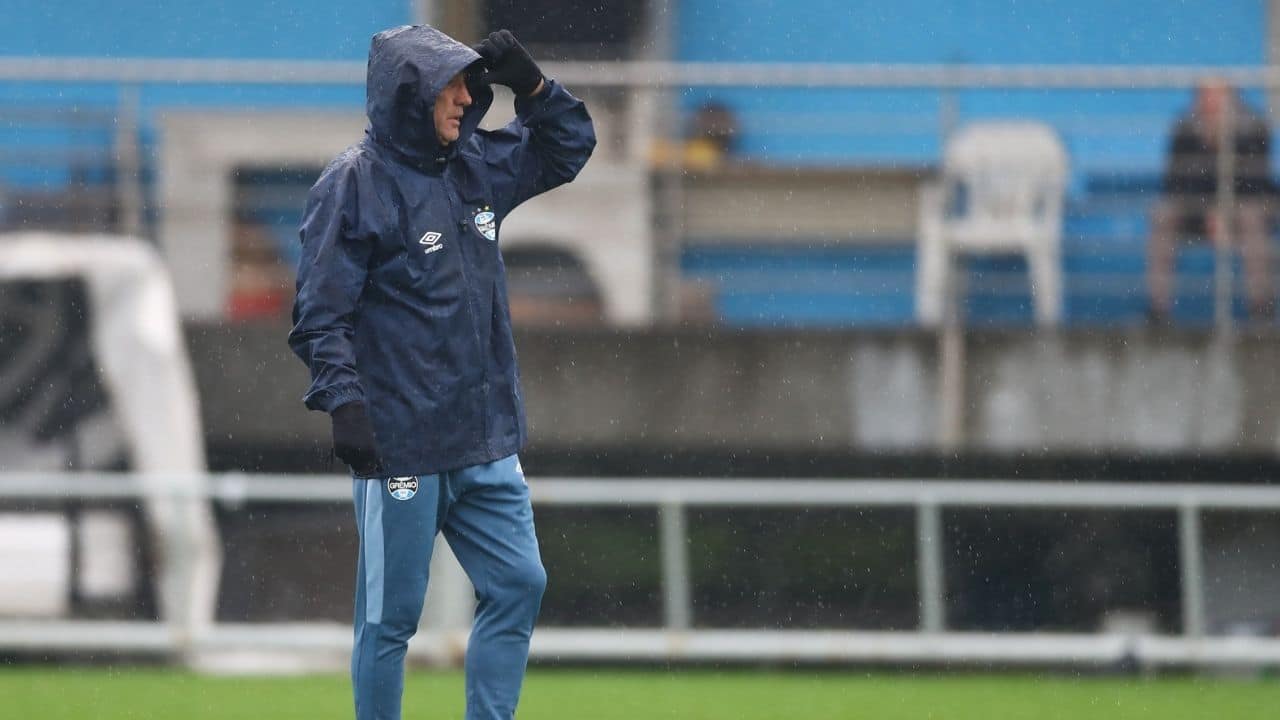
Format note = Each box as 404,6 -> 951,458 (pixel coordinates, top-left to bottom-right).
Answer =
114,84 -> 144,238
659,501 -> 692,630
1178,502 -> 1207,638
916,501 -> 946,632
937,253 -> 967,450
1213,96 -> 1236,331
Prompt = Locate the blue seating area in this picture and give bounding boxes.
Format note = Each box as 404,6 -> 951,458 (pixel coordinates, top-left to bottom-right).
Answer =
672,0 -> 1272,327
5,1 -> 1272,329
682,244 -> 919,327
682,173 -> 1272,328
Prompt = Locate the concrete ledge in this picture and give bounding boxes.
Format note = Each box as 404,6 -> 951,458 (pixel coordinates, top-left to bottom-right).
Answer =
188,322 -> 1280,457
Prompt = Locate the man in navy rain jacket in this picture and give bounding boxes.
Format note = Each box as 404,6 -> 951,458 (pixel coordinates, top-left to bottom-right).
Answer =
288,25 -> 594,720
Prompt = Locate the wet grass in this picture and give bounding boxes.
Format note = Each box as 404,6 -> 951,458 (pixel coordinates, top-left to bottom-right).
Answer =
2,667 -> 1278,719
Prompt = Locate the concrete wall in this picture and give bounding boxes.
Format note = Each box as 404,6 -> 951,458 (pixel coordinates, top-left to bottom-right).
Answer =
520,330 -> 1280,455
679,166 -> 928,243
190,322 -> 1280,457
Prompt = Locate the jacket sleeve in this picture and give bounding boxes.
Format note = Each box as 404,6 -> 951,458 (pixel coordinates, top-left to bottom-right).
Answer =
287,163 -> 372,413
479,78 -> 597,218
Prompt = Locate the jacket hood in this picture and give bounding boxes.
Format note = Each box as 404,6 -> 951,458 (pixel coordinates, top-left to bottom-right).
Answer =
365,25 -> 493,169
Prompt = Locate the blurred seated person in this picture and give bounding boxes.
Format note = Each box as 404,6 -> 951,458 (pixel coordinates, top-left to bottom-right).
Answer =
650,100 -> 740,170
1148,79 -> 1275,322
227,220 -> 292,320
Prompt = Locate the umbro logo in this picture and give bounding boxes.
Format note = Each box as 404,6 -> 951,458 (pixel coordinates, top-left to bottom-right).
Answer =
418,231 -> 444,254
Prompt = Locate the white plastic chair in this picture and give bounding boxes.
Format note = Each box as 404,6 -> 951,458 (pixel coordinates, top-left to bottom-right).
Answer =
915,122 -> 1069,326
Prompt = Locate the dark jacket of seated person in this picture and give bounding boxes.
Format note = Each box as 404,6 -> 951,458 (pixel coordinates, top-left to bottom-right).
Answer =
1148,80 -> 1275,320
1163,94 -> 1272,217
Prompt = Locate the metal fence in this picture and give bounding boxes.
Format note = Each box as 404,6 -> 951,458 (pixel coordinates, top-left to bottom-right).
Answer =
2,472 -> 1280,670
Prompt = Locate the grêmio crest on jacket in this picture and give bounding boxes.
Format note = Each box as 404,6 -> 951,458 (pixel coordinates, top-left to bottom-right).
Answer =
472,205 -> 496,241
387,476 -> 418,501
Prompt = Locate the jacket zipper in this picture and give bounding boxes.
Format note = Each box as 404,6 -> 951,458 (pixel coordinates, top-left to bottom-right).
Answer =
442,172 -> 491,450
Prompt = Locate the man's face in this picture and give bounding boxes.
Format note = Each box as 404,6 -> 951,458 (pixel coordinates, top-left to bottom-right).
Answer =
434,71 -> 472,145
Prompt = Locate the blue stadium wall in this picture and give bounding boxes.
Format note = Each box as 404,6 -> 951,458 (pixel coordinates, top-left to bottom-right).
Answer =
0,0 -> 408,187
2,1 -> 1267,181
0,0 -> 407,103
3,1 -> 1266,162
676,0 -> 1269,171
2,1 -> 1274,327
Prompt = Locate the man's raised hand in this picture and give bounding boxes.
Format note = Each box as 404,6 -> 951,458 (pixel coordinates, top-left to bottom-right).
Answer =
472,29 -> 545,97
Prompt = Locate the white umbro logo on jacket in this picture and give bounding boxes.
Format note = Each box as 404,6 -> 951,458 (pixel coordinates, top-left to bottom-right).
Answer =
419,231 -> 444,254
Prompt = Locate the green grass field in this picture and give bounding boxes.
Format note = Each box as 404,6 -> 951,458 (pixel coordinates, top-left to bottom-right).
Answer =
3,667 -> 1278,719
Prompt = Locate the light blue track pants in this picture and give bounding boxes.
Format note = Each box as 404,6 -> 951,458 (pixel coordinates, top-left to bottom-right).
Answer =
351,454 -> 546,720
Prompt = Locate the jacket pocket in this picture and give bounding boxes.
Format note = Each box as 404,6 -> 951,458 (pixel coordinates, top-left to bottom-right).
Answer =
400,226 -> 465,305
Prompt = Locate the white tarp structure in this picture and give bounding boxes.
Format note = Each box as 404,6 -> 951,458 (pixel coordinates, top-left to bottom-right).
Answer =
0,232 -> 220,649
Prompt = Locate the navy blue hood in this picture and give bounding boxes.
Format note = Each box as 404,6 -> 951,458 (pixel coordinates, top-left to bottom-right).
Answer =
365,25 -> 494,169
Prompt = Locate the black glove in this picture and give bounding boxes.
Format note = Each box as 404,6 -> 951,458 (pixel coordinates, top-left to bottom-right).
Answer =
472,29 -> 544,97
331,401 -> 382,476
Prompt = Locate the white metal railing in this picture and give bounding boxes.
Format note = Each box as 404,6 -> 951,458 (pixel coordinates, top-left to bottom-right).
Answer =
2,473 -> 1280,669
6,57 -> 1280,89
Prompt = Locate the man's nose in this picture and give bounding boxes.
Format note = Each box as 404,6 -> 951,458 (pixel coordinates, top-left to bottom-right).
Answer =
458,87 -> 472,107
